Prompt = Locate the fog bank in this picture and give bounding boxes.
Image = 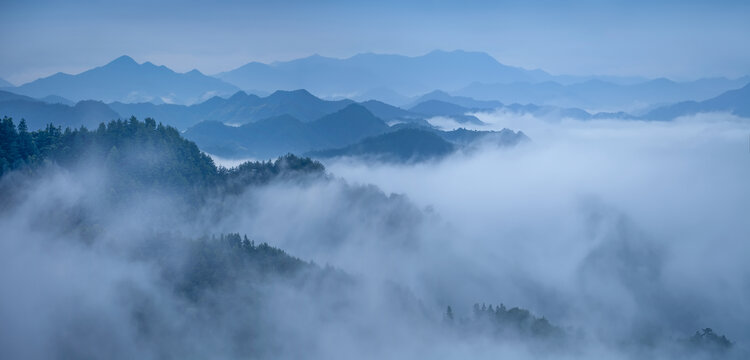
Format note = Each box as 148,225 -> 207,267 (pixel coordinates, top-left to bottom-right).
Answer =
1,112 -> 748,359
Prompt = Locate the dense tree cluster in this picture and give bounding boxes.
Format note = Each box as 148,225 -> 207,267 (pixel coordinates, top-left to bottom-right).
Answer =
443,304 -> 738,357
219,154 -> 325,194
1,117 -> 44,173
166,233 -> 315,300
687,328 -> 733,353
124,231 -> 353,316
0,116 -> 326,200
472,303 -> 563,338
1,116 -> 216,181
445,303 -> 565,340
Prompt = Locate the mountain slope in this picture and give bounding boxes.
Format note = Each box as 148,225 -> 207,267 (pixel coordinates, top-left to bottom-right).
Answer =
643,83 -> 750,120
405,92 -> 637,122
109,101 -> 201,130
5,88 -> 362,133
0,90 -> 120,130
39,95 -> 75,106
307,126 -> 529,162
13,55 -> 239,104
113,89 -> 355,129
410,100 -> 472,116
309,103 -> 390,147
308,128 -> 456,162
409,100 -> 485,124
253,89 -> 354,122
0,77 -> 12,88
456,77 -> 750,111
183,104 -> 390,158
184,115 -> 320,158
217,50 -> 551,97
440,128 -> 529,148
409,90 -> 503,109
359,100 -> 418,122
0,90 -> 35,102
351,87 -> 411,105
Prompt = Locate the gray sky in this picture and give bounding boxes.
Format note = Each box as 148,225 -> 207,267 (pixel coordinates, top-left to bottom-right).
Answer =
1,0 -> 749,85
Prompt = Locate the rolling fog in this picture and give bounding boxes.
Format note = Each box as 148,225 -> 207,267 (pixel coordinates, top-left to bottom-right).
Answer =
325,112 -> 750,346
1,112 -> 749,359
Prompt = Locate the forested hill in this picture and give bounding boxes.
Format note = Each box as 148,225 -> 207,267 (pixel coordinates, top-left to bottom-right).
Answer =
0,116 -> 325,199
156,233 -> 350,303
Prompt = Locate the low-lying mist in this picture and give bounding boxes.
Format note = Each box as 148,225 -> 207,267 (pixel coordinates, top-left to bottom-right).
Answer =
1,112 -> 748,359
323,112 -> 750,354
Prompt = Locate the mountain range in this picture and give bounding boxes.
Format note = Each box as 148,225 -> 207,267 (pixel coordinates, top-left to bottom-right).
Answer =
182,103 -> 407,158
3,76 -> 749,130
215,50 -> 747,111
110,89 -> 354,129
3,52 -> 748,114
408,90 -> 504,109
2,78 -> 748,134
182,103 -> 527,160
8,56 -> 239,104
307,128 -> 457,162
0,90 -> 119,130
308,127 -> 528,162
455,77 -> 750,112
217,50 -> 551,98
1,78 -> 748,162
642,82 -> 750,120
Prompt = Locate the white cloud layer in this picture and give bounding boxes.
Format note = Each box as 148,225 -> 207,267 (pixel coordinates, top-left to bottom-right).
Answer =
1,112 -> 749,358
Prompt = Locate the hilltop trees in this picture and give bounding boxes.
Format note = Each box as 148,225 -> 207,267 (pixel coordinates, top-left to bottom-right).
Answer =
688,328 -> 733,353
0,116 -> 326,200
443,302 -> 565,342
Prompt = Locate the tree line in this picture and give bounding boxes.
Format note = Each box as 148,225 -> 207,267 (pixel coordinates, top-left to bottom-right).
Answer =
0,116 -> 326,201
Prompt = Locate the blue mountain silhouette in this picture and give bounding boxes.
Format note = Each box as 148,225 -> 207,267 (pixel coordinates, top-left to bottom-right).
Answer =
12,55 -> 238,104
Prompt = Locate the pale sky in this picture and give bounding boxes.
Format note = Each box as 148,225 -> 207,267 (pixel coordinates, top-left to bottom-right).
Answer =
1,0 -> 749,85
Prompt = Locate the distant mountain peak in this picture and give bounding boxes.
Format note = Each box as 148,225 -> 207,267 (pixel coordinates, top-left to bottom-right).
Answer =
219,50 -> 550,97
107,55 -> 138,67
425,49 -> 493,58
423,89 -> 451,97
426,49 -> 463,55
13,55 -> 239,105
268,89 -> 315,99
649,77 -> 677,85
0,77 -> 13,87
337,102 -> 373,115
288,89 -> 314,96
229,90 -> 249,100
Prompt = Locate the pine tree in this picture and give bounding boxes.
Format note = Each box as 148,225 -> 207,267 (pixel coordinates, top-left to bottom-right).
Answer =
0,117 -> 21,173
17,119 -> 38,160
445,306 -> 454,322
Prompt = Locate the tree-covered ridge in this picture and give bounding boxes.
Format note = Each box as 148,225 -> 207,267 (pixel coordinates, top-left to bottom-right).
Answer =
135,233 -> 308,294
1,117 -> 39,173
307,128 -> 456,162
154,233 -> 349,301
85,231 -> 353,359
219,153 -> 325,194
443,303 -> 736,357
0,116 -> 326,197
687,328 -> 733,353
1,115 -> 216,181
444,303 -> 565,341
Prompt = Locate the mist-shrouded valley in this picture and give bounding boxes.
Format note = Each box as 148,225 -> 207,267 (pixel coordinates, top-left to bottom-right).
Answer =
2,1 -> 750,359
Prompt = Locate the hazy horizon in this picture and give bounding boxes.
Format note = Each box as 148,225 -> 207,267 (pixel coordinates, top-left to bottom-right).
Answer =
2,0 -> 750,84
